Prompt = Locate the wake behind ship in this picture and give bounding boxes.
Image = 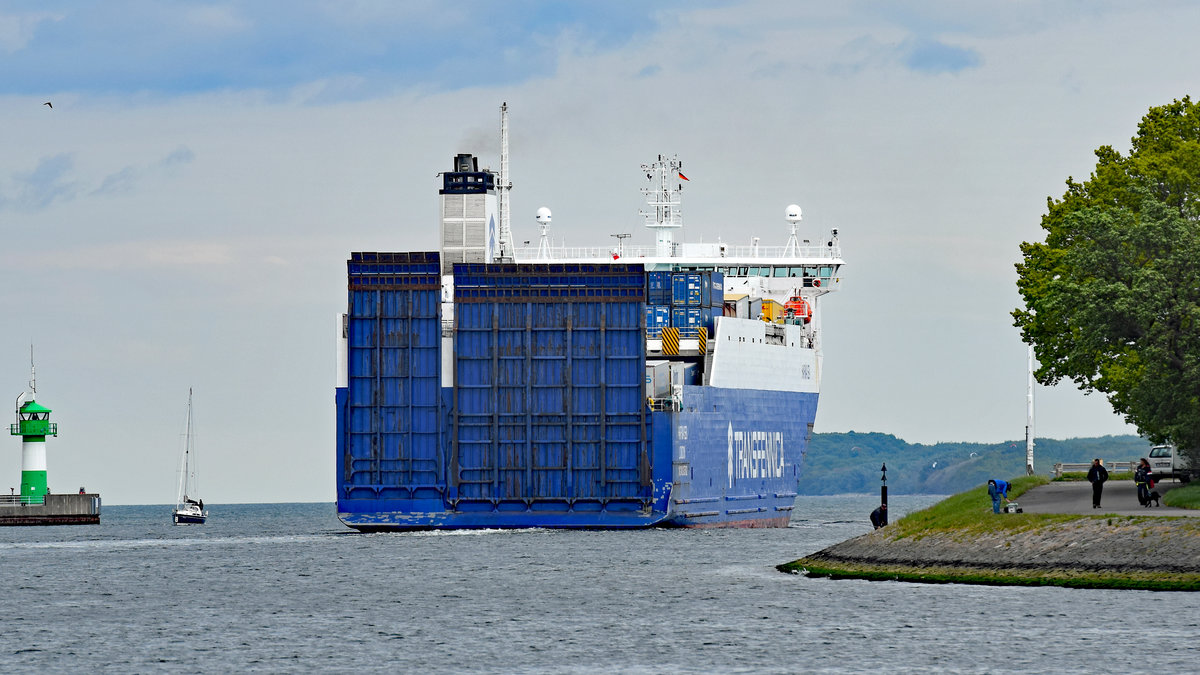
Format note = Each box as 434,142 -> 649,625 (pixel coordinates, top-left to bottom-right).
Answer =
335,128 -> 843,530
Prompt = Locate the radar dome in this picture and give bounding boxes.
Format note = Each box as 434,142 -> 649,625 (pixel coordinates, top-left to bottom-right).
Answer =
536,207 -> 552,224
785,204 -> 802,223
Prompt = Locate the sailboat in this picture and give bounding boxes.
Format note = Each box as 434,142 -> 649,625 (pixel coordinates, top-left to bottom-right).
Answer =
172,388 -> 208,524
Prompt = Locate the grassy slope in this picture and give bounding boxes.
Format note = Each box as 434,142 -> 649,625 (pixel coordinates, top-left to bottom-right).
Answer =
1164,483 -> 1200,508
779,475 -> 1200,591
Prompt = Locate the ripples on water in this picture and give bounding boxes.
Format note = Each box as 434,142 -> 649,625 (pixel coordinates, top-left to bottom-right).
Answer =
2,495 -> 1196,673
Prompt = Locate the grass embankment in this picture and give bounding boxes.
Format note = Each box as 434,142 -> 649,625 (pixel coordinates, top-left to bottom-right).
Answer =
778,475 -> 1200,591
1164,483 -> 1200,509
886,475 -> 1061,539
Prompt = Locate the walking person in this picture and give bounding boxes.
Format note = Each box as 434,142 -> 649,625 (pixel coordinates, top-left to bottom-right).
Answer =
1087,458 -> 1109,509
987,479 -> 1011,514
1134,458 -> 1154,507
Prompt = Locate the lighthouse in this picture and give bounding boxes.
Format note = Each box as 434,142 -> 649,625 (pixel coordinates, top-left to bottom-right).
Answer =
11,354 -> 56,503
2,351 -> 99,525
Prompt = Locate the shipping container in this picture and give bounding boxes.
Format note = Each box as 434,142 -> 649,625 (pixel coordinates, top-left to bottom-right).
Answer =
705,306 -> 722,334
671,306 -> 704,334
671,272 -> 703,306
710,271 -> 724,307
761,299 -> 784,322
645,304 -> 671,336
645,360 -> 671,398
668,361 -> 698,389
724,292 -> 749,319
646,271 -> 671,305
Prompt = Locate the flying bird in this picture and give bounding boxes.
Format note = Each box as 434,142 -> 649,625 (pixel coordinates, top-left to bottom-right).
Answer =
43,101 -> 52,108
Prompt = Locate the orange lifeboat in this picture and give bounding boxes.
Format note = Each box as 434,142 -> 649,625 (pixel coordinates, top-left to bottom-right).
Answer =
784,295 -> 812,323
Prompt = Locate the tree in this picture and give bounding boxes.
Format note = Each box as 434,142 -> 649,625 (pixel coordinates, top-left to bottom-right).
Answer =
1014,97 -> 1200,464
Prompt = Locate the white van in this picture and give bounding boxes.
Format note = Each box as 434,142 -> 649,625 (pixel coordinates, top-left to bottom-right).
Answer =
1148,445 -> 1194,482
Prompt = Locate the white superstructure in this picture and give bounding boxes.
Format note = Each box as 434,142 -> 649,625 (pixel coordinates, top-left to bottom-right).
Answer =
508,155 -> 844,396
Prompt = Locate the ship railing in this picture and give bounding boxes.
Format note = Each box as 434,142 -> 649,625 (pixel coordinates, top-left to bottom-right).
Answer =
0,494 -> 46,506
511,243 -> 841,262
647,326 -> 706,339
647,396 -> 681,412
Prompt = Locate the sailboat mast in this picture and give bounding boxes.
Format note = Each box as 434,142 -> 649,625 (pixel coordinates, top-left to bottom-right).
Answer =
177,388 -> 193,502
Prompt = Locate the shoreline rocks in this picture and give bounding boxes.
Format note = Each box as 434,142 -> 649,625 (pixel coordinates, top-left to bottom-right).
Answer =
805,517 -> 1200,573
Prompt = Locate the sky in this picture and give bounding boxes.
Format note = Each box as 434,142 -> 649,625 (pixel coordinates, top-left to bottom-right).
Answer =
2,1 -> 1196,505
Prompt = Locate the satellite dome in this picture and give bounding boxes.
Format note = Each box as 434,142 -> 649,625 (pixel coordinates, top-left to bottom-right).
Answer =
785,204 -> 802,223
536,207 -> 552,224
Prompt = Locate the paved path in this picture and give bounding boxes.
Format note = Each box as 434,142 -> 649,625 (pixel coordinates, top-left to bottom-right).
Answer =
1016,479 -> 1200,517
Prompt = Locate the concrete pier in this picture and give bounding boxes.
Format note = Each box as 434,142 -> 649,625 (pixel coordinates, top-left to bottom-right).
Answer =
0,493 -> 101,526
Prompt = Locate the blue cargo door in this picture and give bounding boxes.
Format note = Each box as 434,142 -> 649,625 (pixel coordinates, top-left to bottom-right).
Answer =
342,252 -> 443,504
452,264 -> 650,516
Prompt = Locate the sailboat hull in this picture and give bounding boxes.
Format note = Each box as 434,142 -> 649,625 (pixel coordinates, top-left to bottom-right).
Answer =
173,509 -> 206,524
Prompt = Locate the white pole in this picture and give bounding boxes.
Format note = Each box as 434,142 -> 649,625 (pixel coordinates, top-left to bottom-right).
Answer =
497,102 -> 513,261
1026,345 -> 1035,475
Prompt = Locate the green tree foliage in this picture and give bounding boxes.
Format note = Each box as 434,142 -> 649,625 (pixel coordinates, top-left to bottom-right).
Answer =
1014,97 -> 1200,461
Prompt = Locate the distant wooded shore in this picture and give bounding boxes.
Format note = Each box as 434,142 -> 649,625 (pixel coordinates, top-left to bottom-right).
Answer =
800,433 -> 1149,496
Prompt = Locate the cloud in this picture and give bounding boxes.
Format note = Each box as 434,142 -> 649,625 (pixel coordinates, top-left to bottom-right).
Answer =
0,10 -> 62,54
93,145 -> 195,197
184,5 -> 250,34
0,145 -> 195,208
3,153 -> 81,210
4,240 -> 234,271
899,37 -> 982,73
0,2 -> 680,98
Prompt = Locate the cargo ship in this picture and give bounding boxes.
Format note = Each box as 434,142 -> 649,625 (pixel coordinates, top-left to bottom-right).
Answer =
335,140 -> 843,530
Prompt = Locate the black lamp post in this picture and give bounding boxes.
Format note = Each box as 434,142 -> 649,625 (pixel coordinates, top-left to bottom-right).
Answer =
880,463 -> 888,508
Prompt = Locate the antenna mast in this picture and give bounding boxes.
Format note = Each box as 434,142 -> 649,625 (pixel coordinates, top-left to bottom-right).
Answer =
640,155 -> 684,257
29,344 -> 36,395
497,102 -> 514,261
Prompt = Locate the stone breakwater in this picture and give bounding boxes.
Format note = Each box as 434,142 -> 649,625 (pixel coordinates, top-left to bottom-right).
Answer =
795,517 -> 1200,575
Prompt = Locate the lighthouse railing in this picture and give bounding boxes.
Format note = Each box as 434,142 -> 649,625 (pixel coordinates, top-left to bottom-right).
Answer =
0,494 -> 47,506
10,422 -> 57,435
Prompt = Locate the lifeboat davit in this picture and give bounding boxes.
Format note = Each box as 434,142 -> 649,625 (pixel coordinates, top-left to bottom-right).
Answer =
784,295 -> 812,323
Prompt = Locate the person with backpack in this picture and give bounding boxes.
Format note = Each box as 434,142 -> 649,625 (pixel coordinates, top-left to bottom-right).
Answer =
1087,458 -> 1109,509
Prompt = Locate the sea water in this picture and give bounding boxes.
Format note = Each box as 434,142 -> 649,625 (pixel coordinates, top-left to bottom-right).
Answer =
1,495 -> 1196,673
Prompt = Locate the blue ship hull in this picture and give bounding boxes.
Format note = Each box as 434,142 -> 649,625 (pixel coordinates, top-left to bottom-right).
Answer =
336,384 -> 815,530
657,385 -> 816,528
